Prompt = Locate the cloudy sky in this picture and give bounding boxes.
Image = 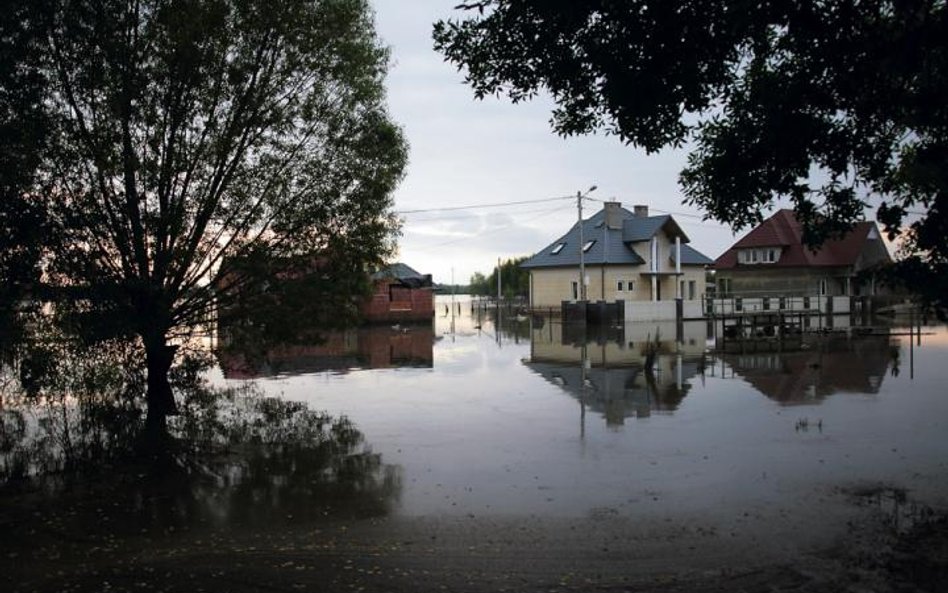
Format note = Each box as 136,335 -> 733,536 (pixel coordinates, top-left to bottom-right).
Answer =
373,1 -> 744,285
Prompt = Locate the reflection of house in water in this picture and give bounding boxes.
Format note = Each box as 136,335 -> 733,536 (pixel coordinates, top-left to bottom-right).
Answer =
723,335 -> 893,404
218,324 -> 434,379
526,321 -> 707,426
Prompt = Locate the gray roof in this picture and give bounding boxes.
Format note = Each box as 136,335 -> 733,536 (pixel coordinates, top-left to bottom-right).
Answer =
623,215 -> 679,242
672,244 -> 715,266
372,262 -> 425,281
521,206 -> 711,269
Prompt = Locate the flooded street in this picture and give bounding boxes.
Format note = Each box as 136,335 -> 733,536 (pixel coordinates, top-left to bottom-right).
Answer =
213,296 -> 948,524
4,294 -> 948,592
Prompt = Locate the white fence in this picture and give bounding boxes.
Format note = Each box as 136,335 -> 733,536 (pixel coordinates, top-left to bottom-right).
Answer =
705,295 -> 850,316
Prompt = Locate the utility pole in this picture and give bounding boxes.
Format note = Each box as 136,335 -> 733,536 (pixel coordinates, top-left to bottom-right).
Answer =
497,256 -> 502,303
576,186 -> 597,301
577,192 -> 584,301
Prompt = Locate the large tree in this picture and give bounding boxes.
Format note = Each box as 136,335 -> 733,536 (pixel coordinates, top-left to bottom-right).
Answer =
2,0 -> 407,434
434,1 -> 948,310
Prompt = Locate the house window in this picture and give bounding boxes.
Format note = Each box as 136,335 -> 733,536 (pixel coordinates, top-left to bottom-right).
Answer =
819,279 -> 827,296
688,280 -> 696,300
571,281 -> 579,300
739,247 -> 779,264
617,280 -> 624,292
582,240 -> 596,252
680,280 -> 685,298
628,280 -> 635,292
550,242 -> 566,255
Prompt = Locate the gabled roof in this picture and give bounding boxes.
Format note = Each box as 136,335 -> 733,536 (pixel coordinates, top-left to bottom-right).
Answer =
672,244 -> 715,266
622,215 -> 686,242
372,262 -> 424,280
714,210 -> 891,270
520,205 -> 711,269
372,262 -> 432,287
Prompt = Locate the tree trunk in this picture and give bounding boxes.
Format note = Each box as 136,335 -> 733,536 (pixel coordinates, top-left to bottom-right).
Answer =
144,335 -> 179,439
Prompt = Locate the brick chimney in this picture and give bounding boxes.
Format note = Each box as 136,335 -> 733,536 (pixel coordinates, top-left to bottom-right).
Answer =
604,201 -> 623,230
633,205 -> 649,218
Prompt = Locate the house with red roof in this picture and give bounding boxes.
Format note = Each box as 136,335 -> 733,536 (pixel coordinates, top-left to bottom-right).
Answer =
713,210 -> 891,298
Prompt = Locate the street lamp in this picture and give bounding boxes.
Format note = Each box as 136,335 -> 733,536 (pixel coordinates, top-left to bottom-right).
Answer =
577,185 -> 597,301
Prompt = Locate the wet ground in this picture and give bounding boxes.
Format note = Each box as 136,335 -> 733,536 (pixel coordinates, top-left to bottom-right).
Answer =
2,295 -> 948,591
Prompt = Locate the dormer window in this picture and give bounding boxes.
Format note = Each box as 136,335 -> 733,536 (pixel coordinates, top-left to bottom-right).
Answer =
738,247 -> 780,264
550,242 -> 566,255
582,240 -> 596,252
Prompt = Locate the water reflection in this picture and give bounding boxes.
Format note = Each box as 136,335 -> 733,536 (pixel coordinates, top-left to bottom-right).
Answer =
1,340 -> 401,534
217,323 -> 435,378
526,320 -> 709,426
3,399 -> 400,521
721,333 -> 894,404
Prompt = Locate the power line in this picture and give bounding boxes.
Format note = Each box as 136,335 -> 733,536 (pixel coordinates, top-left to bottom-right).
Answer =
394,195 -> 574,215
400,203 -> 582,223
406,204 -> 574,249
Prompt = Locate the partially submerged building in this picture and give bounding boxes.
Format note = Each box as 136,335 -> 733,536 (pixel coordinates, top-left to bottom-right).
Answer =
362,262 -> 434,323
519,202 -> 714,320
713,210 -> 891,298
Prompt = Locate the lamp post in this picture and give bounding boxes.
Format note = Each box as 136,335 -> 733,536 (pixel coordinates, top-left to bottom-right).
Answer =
577,185 -> 597,301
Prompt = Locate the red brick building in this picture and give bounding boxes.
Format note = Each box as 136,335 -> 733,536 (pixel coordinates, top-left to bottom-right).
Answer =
361,263 -> 434,323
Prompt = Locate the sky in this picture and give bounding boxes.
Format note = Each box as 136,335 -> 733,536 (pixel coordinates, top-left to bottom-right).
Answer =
372,1 -> 745,285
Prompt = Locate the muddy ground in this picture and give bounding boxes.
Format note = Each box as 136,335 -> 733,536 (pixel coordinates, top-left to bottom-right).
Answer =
2,480 -> 946,593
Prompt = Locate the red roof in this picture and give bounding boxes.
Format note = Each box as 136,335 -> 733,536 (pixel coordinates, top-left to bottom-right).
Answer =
714,210 -> 885,270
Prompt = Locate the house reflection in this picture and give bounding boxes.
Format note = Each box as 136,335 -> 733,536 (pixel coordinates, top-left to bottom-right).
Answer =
526,321 -> 708,427
722,334 -> 893,404
218,323 -> 434,379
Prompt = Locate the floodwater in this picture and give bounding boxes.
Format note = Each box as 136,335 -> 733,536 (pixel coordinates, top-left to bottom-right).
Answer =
211,295 -> 948,521
3,294 -> 948,591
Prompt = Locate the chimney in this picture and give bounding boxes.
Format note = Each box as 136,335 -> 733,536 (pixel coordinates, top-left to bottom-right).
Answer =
633,205 -> 649,218
604,201 -> 623,230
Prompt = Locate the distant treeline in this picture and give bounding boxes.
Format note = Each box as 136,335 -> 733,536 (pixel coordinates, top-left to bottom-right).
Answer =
434,284 -> 471,294
469,257 -> 529,298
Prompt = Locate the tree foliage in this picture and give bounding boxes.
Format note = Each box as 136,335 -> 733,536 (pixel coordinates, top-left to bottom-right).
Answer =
0,0 -> 50,357
1,0 -> 407,429
469,257 -> 529,298
434,1 -> 948,310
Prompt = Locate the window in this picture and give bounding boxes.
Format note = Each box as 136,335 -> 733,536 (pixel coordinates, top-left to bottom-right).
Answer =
616,280 -> 624,292
582,239 -> 596,252
571,281 -> 579,300
688,280 -> 696,300
550,242 -> 565,255
819,279 -> 827,296
628,280 -> 635,292
739,247 -> 779,264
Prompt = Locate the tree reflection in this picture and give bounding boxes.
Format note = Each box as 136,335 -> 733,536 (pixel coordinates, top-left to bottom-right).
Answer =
0,338 -> 401,532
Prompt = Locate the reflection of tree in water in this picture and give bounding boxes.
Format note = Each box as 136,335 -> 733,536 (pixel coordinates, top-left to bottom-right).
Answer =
0,339 -> 401,531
